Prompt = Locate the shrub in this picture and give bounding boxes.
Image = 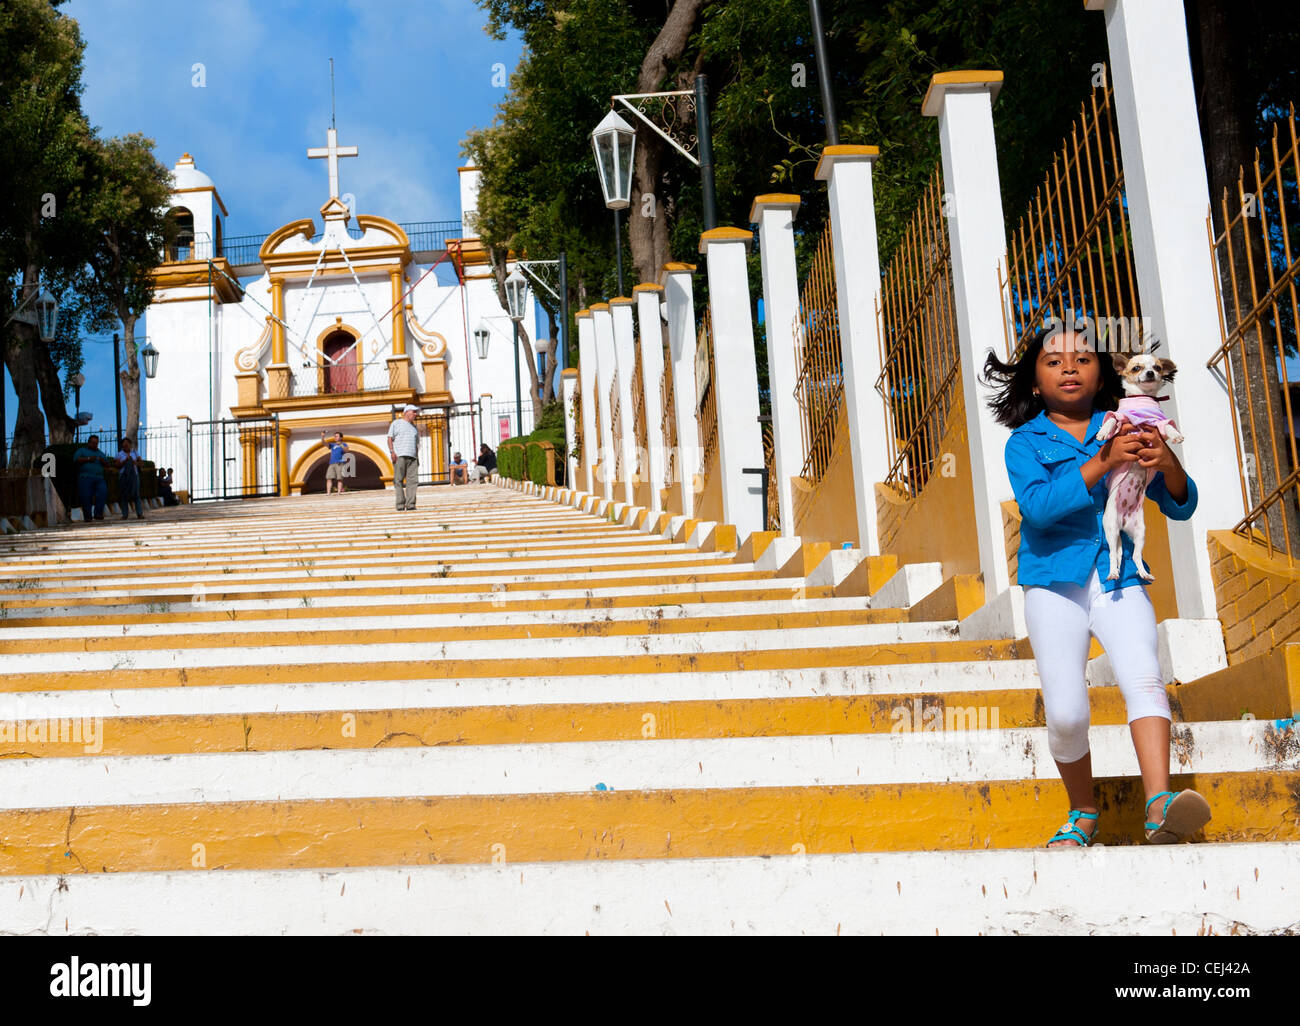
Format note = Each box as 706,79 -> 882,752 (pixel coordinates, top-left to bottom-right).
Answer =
497,442 -> 527,481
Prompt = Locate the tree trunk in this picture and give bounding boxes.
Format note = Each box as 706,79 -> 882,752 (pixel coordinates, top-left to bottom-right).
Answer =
492,249 -> 543,428
1193,0 -> 1300,550
3,323 -> 47,471
33,334 -> 78,444
627,0 -> 705,283
120,313 -> 142,444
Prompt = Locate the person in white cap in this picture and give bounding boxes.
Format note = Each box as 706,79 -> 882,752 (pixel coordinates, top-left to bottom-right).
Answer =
387,404 -> 421,510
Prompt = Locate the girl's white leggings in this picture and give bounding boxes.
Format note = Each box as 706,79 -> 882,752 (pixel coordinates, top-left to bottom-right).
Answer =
1023,569 -> 1170,763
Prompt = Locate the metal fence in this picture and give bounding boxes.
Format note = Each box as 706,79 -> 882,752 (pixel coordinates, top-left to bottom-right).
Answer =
1001,77 -> 1142,359
608,379 -> 623,482
792,218 -> 844,521
221,220 -> 462,272
1208,105 -> 1300,562
697,309 -> 718,485
660,346 -> 677,489
631,343 -> 647,480
876,164 -> 961,499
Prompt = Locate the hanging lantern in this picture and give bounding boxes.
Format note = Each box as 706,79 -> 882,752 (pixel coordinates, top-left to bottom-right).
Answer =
34,289 -> 58,342
504,271 -> 529,323
140,340 -> 160,379
473,321 -> 491,360
590,110 -> 637,210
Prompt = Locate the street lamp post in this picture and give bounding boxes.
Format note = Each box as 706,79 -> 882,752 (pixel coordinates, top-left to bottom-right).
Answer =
504,270 -> 530,436
590,110 -> 637,296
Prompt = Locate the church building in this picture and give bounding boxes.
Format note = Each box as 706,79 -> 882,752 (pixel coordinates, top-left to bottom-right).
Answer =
144,129 -> 539,499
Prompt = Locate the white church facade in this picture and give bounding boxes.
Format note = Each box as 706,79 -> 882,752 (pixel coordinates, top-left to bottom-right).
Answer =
144,131 -> 539,498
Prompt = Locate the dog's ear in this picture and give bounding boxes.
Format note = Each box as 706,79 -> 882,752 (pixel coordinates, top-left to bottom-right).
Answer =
1111,352 -> 1130,373
1157,358 -> 1177,381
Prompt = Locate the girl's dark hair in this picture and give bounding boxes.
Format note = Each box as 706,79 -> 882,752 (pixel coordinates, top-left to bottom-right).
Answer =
980,324 -> 1122,428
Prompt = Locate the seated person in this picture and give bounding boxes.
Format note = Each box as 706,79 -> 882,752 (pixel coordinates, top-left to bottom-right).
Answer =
160,467 -> 179,506
449,451 -> 469,485
472,443 -> 496,482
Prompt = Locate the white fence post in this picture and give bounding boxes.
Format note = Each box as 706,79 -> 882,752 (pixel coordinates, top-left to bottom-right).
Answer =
575,310 -> 597,494
751,194 -> 803,537
662,263 -> 700,519
700,227 -> 765,538
815,146 -> 890,554
1087,0 -> 1243,619
634,284 -> 667,515
561,367 -> 579,489
923,71 -> 1014,599
591,303 -> 617,502
611,297 -> 638,507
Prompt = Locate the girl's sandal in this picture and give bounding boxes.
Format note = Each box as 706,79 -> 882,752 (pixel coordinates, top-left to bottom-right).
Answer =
1046,809 -> 1099,848
1144,790 -> 1212,844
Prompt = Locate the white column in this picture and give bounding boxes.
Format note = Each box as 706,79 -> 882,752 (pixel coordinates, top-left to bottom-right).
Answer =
814,147 -> 889,554
478,393 -> 494,451
923,72 -> 1014,599
576,310 -> 597,493
662,263 -> 700,518
610,297 -> 638,507
1087,0 -> 1243,619
591,303 -> 617,501
561,367 -> 579,488
751,194 -> 804,538
634,284 -> 667,515
700,227 -> 766,538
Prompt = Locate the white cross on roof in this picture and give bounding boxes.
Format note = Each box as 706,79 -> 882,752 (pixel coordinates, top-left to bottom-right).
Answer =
307,126 -> 358,200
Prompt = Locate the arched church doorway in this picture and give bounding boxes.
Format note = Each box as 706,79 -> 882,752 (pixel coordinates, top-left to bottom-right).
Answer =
322,330 -> 359,394
301,449 -> 384,493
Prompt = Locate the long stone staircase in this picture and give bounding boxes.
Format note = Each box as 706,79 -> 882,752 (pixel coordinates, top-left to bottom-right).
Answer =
1,483 -> 1297,934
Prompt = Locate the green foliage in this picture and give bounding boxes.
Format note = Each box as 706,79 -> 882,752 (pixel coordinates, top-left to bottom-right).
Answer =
525,440 -> 553,485
497,441 -> 527,480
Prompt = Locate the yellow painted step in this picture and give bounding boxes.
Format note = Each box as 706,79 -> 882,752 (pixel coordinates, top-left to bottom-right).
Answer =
1,771 -> 1293,874
0,606 -> 910,655
0,686 -> 1203,760
0,638 -> 1026,693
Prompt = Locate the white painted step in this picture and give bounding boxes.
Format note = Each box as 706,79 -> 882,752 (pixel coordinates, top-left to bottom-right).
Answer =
5,844 -> 1295,934
5,660 -> 1047,719
1,720 -> 1288,810
0,621 -> 963,675
0,596 -> 876,641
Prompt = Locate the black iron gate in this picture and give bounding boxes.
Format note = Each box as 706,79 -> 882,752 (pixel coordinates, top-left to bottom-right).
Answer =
184,416 -> 280,501
392,402 -> 479,486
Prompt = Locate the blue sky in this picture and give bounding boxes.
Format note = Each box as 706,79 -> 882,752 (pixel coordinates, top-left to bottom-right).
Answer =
7,0 -> 522,440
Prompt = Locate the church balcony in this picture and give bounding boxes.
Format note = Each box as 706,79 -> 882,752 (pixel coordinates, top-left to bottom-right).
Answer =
221,219 -> 462,277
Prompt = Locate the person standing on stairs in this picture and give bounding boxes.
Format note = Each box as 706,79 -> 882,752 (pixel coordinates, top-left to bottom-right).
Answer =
73,434 -> 112,522
388,404 -> 421,511
982,324 -> 1211,848
116,437 -> 145,520
321,430 -> 350,495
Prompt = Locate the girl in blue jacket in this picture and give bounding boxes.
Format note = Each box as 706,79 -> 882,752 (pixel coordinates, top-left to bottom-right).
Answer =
982,324 -> 1211,847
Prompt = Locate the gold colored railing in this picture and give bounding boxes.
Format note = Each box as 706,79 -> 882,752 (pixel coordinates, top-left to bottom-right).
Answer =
698,309 -> 718,478
661,346 -> 677,488
1208,105 -> 1300,563
876,164 -> 960,498
572,386 -> 583,463
609,379 -> 623,482
631,344 -> 647,479
1001,77 -> 1143,359
792,219 -> 844,506
762,419 -> 780,532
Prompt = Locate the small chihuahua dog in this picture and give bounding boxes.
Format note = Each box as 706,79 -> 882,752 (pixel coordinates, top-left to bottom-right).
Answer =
1094,353 -> 1183,581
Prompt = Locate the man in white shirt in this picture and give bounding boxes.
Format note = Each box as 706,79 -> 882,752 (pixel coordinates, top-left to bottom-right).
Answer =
387,404 -> 421,511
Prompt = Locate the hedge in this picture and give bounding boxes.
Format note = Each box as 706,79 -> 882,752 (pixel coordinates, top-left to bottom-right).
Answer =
495,420 -> 567,486
497,441 -> 527,481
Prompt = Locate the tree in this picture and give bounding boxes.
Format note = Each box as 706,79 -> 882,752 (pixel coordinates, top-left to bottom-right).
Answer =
0,0 -> 88,467
64,133 -> 173,445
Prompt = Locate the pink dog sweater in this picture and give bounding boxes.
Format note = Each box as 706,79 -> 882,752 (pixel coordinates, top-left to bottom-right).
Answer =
1099,395 -> 1178,517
